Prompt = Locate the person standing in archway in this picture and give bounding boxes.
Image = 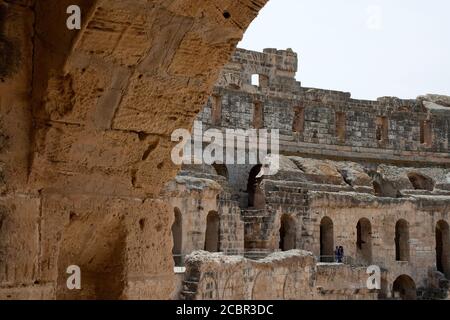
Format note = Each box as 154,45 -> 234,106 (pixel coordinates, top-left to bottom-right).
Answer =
334,246 -> 339,263
338,246 -> 345,263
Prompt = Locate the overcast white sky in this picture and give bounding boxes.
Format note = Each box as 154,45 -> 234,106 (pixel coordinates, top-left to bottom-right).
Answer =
238,0 -> 450,100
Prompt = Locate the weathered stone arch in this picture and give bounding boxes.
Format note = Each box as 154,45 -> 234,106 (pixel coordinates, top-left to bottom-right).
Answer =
172,207 -> 183,266
320,216 -> 334,262
212,163 -> 229,180
279,214 -> 296,251
436,220 -> 450,278
356,218 -> 372,264
0,0 -> 268,299
392,274 -> 417,300
395,219 -> 410,262
247,164 -> 264,208
205,210 -> 220,252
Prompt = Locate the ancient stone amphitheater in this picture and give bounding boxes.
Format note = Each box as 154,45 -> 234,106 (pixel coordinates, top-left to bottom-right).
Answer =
0,0 -> 449,300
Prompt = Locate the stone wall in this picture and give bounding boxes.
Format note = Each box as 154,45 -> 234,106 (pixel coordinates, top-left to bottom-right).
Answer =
180,250 -> 378,300
198,48 -> 450,166
0,0 -> 268,299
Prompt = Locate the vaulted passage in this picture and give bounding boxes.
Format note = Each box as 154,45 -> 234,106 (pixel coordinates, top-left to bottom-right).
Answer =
356,218 -> 372,264
205,211 -> 220,252
213,163 -> 229,180
247,165 -> 264,208
0,0 -> 269,299
395,219 -> 410,262
436,220 -> 450,278
392,275 -> 417,300
279,214 -> 296,251
320,217 -> 334,262
172,208 -> 183,266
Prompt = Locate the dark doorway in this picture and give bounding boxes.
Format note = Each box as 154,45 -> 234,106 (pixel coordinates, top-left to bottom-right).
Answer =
247,165 -> 263,208
392,275 -> 417,300
212,163 -> 228,180
279,214 -> 296,251
172,208 -> 182,266
205,211 -> 220,252
395,219 -> 409,262
356,218 -> 372,264
320,216 -> 334,262
436,220 -> 450,278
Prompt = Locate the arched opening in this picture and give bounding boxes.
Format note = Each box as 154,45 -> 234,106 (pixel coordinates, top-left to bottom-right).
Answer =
356,218 -> 372,264
392,275 -> 417,300
172,208 -> 182,266
279,214 -> 296,251
320,216 -> 334,262
251,74 -> 260,86
247,164 -> 264,208
395,219 -> 410,262
204,211 -> 220,252
436,220 -> 450,278
212,163 -> 229,180
56,215 -> 126,299
407,172 -> 435,191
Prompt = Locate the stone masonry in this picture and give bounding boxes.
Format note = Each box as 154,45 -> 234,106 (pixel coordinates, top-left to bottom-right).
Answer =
168,48 -> 450,300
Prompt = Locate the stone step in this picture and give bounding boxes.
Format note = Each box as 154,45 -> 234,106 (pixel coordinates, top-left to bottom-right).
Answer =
180,291 -> 197,300
182,280 -> 199,293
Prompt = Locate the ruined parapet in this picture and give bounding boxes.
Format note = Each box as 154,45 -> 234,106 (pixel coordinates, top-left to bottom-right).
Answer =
215,48 -> 300,95
180,250 -> 378,300
198,48 -> 450,165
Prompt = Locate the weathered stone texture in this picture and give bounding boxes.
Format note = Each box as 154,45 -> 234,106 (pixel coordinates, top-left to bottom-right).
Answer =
181,251 -> 377,300
171,48 -> 450,300
0,0 -> 268,299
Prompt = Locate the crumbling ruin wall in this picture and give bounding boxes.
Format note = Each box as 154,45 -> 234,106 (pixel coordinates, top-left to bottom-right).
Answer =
162,176 -> 223,258
180,251 -> 378,300
0,0 -> 268,299
162,169 -> 245,258
198,48 -> 450,166
306,193 -> 448,289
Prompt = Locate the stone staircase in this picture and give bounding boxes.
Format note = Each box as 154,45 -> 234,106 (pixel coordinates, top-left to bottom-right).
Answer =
179,278 -> 199,300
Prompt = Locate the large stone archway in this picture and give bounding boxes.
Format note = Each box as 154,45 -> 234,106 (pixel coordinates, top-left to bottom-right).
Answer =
0,0 -> 267,299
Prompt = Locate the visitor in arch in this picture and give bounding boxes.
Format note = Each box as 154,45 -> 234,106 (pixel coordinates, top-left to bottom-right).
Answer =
338,246 -> 345,263
334,246 -> 339,263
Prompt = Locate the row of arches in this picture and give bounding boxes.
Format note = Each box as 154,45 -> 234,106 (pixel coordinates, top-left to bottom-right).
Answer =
171,208 -> 220,266
393,275 -> 417,300
211,163 -> 264,209
318,216 -> 450,276
199,270 -> 418,300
